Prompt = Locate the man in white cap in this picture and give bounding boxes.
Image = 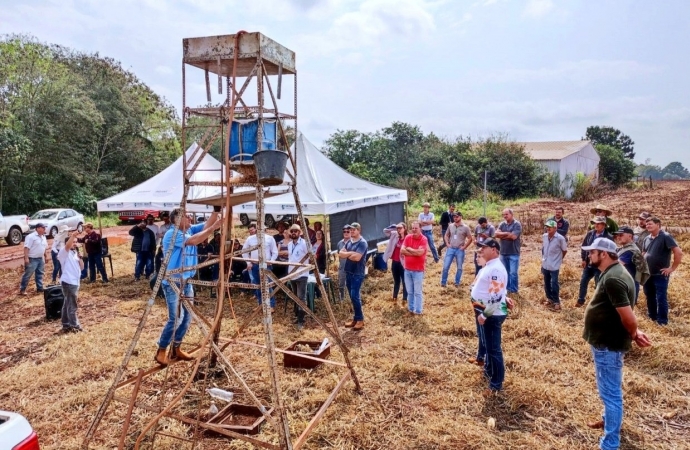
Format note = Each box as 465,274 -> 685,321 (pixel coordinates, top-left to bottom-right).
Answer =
20,222 -> 49,295
581,237 -> 651,449
541,219 -> 567,310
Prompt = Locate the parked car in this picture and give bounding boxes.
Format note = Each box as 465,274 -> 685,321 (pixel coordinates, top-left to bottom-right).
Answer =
118,210 -> 161,224
28,209 -> 84,239
0,212 -> 30,246
239,213 -> 293,228
0,410 -> 40,449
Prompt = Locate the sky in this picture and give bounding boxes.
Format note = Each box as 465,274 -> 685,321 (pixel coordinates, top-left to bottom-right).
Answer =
2,0 -> 689,167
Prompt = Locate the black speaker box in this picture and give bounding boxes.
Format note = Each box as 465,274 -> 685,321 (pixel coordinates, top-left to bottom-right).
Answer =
43,285 -> 64,320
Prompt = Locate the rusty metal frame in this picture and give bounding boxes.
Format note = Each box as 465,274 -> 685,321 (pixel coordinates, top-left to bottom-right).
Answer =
83,31 -> 360,450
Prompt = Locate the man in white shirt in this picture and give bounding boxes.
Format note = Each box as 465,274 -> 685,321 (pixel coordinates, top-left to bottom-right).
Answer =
243,223 -> 278,309
287,224 -> 309,329
58,230 -> 85,332
418,202 -> 439,263
20,223 -> 49,295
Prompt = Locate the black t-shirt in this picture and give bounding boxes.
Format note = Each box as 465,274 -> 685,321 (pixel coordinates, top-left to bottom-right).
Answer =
439,211 -> 452,229
644,231 -> 677,275
582,262 -> 635,352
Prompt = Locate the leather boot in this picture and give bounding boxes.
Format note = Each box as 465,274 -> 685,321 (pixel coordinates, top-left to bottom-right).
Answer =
170,345 -> 194,361
154,347 -> 169,366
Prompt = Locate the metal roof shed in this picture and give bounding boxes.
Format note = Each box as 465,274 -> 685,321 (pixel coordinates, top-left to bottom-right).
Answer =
520,140 -> 600,198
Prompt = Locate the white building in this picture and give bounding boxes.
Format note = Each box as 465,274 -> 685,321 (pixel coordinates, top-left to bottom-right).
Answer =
520,140 -> 600,198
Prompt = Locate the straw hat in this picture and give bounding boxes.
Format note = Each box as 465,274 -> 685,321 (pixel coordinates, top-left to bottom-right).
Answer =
589,204 -> 612,216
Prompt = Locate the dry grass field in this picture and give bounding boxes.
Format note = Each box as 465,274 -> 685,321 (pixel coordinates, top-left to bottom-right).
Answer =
1,181 -> 689,449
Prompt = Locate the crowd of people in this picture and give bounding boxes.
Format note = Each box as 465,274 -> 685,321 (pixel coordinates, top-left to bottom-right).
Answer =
16,200 -> 683,449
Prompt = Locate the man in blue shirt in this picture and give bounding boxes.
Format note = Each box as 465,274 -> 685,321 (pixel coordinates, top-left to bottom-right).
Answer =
338,222 -> 368,330
155,207 -> 222,366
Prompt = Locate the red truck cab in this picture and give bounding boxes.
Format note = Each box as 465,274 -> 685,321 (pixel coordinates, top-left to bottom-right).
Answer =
118,210 -> 161,224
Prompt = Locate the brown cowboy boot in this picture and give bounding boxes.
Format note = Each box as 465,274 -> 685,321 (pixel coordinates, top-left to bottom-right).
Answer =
154,347 -> 169,366
170,345 -> 194,361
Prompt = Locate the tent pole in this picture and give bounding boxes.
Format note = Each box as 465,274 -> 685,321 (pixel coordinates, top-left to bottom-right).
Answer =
98,211 -> 103,236
324,215 -> 331,277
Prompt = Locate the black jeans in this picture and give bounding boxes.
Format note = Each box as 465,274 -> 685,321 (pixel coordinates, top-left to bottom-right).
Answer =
391,260 -> 407,300
290,277 -> 307,324
577,264 -> 600,304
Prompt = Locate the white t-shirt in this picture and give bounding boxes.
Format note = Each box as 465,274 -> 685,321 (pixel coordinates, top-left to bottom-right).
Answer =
418,212 -> 435,231
470,257 -> 508,318
24,232 -> 48,258
287,237 -> 309,278
57,247 -> 82,285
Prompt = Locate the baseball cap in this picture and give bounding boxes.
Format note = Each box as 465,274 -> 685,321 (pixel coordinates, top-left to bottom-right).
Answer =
582,237 -> 617,253
422,202 -> 430,207
476,237 -> 500,250
638,211 -> 651,219
452,212 -> 462,217
289,224 -> 301,231
545,219 -> 557,228
35,223 -> 46,228
350,222 -> 361,230
613,226 -> 634,235
342,224 -> 352,230
590,216 -> 607,224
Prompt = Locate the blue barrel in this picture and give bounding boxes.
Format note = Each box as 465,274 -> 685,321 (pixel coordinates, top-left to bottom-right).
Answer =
373,252 -> 388,271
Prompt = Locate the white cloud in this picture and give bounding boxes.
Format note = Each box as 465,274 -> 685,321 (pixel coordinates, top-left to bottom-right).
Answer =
522,0 -> 553,18
487,60 -> 661,85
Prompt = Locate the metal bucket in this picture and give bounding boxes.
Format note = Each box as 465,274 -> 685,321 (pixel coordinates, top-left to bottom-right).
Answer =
253,150 -> 288,186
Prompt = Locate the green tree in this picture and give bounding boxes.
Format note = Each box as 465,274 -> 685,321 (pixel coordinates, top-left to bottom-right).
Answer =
595,144 -> 636,187
585,126 -> 635,159
661,161 -> 690,179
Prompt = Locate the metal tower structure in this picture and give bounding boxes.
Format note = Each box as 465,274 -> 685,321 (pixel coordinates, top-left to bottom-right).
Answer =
82,32 -> 361,449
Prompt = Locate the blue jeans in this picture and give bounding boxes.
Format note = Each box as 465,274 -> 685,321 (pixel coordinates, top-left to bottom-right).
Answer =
578,264 -> 601,304
591,346 -> 625,450
499,254 -> 520,293
20,257 -> 45,292
391,260 -> 407,300
87,253 -> 109,282
480,315 -> 506,391
643,274 -> 669,325
51,250 -> 61,282
474,308 -> 486,362
421,230 -> 439,262
250,264 -> 275,308
441,248 -> 465,286
158,283 -> 194,348
345,272 -> 365,321
541,268 -> 560,304
135,251 -> 153,280
404,270 -> 424,314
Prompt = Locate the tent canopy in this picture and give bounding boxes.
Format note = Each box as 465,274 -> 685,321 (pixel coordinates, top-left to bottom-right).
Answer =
235,133 -> 408,215
96,143 -> 225,213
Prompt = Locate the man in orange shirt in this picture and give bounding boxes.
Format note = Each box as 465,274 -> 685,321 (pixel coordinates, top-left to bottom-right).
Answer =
401,221 -> 428,315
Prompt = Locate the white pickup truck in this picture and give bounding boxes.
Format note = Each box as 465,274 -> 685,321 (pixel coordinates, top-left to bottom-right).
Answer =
0,212 -> 30,246
0,411 -> 40,449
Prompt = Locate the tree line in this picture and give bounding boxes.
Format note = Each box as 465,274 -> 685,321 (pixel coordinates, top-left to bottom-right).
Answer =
0,35 -> 180,215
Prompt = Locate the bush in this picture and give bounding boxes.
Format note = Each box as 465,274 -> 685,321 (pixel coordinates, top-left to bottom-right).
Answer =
595,144 -> 636,187
569,172 -> 598,202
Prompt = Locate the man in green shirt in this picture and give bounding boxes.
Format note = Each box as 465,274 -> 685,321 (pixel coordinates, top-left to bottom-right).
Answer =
581,237 -> 651,450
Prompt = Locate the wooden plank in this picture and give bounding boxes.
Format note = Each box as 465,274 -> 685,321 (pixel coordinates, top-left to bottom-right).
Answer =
293,372 -> 351,450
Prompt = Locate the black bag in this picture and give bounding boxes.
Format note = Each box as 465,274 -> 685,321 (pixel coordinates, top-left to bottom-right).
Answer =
149,271 -> 165,299
43,285 -> 64,320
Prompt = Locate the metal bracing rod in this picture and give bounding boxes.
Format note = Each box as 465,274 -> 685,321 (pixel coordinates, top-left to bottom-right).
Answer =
178,295 -> 280,431
291,187 -> 362,393
82,182 -> 192,448
255,186 -> 293,449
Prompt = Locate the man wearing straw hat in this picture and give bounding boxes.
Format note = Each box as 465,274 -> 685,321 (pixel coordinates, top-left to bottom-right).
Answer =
541,220 -> 567,311
589,204 -> 618,234
581,237 -> 651,449
576,216 -> 613,307
287,224 -> 309,330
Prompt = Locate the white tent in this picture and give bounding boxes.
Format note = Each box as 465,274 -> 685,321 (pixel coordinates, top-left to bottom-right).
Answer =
235,133 -> 408,215
96,143 -> 224,213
